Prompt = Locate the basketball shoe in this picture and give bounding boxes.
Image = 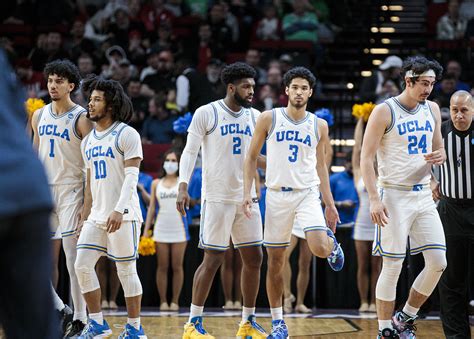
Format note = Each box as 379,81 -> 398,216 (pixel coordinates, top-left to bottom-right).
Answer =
118,323 -> 147,338
377,328 -> 400,338
182,316 -> 215,338
267,319 -> 288,339
236,315 -> 268,338
326,228 -> 345,271
77,319 -> 112,338
392,311 -> 417,338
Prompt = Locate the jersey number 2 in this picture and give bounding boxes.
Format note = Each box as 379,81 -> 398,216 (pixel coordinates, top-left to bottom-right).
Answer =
288,144 -> 298,162
407,134 -> 427,154
233,137 -> 241,154
93,160 -> 107,179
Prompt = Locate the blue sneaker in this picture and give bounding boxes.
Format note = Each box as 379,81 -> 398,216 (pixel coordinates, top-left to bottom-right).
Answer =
118,323 -> 147,338
326,228 -> 344,271
268,319 -> 288,339
77,319 -> 112,338
392,311 -> 417,339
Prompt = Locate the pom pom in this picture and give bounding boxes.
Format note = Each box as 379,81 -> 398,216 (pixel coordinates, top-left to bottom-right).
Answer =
25,98 -> 46,117
314,108 -> 334,127
173,112 -> 193,134
352,102 -> 376,122
138,231 -> 156,256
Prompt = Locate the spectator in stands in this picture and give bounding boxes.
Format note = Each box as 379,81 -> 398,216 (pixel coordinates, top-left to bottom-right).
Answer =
15,58 -> 47,98
184,0 -> 208,18
195,23 -> 214,72
375,78 -> 401,104
359,55 -> 403,103
142,94 -> 176,144
437,60 -> 471,92
437,0 -> 467,40
279,54 -> 294,75
67,19 -> 95,62
141,49 -> 175,98
330,152 -> 358,225
218,0 -> 239,44
208,3 -> 233,54
282,0 -> 319,43
430,73 -> 457,112
175,57 -> 200,113
254,84 -> 279,112
30,31 -> 70,72
245,49 -> 267,85
139,0 -> 175,33
140,47 -> 160,81
127,77 -> 149,132
127,30 -> 146,66
150,22 -> 178,54
256,4 -> 281,41
77,54 -> 96,78
267,66 -> 288,106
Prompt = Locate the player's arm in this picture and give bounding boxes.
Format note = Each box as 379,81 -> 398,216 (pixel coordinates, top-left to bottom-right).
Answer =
324,134 -> 333,172
143,179 -> 159,237
31,109 -> 41,151
76,112 -> 94,139
76,168 -> 92,237
360,103 -> 391,226
316,119 -> 339,232
352,118 -> 364,177
424,101 -> 446,165
243,111 -> 271,217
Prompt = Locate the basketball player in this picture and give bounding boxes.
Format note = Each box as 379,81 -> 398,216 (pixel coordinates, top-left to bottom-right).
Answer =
31,59 -> 91,336
74,75 -> 146,338
243,67 -> 344,338
177,62 -> 267,338
360,56 -> 447,338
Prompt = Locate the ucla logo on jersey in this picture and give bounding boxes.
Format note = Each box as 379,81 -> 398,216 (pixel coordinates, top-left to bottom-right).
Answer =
39,124 -> 70,141
276,130 -> 312,146
220,123 -> 252,136
397,119 -> 433,136
85,145 -> 115,160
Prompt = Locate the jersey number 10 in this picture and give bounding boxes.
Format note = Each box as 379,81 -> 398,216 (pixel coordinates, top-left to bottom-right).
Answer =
93,160 -> 107,179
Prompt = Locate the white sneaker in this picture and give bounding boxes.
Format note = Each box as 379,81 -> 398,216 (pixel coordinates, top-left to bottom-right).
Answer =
169,302 -> 179,311
108,300 -> 118,310
368,303 -> 376,313
283,296 -> 294,313
101,300 -> 109,309
359,302 -> 369,312
233,301 -> 242,310
160,302 -> 169,311
295,304 -> 312,313
223,300 -> 234,310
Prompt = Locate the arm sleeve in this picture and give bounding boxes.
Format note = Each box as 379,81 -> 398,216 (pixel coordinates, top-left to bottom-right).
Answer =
114,167 -> 139,214
176,75 -> 190,111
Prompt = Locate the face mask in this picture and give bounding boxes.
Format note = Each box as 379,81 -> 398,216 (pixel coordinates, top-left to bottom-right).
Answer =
163,161 -> 178,174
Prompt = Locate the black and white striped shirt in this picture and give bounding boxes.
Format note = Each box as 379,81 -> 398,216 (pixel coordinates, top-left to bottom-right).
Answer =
439,120 -> 473,201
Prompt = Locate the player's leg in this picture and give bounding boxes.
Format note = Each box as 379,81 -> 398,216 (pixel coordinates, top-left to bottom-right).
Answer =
108,259 -> 120,310
370,252 -> 382,311
220,243 -> 235,309
233,246 -> 243,309
294,239 -> 312,313
156,242 -> 170,309
283,235 -> 298,313
355,240 -> 371,311
96,257 -> 109,309
170,241 -> 187,308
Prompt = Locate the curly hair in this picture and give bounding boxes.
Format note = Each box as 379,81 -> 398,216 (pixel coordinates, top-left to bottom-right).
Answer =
283,67 -> 316,88
401,56 -> 443,88
220,62 -> 256,85
82,74 -> 133,123
44,59 -> 82,93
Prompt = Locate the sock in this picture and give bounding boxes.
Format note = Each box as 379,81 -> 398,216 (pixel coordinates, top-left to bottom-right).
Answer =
242,306 -> 255,323
402,304 -> 419,318
127,317 -> 140,330
74,311 -> 88,323
378,319 -> 393,331
270,307 -> 283,321
89,312 -> 103,325
51,284 -> 65,311
189,304 -> 204,322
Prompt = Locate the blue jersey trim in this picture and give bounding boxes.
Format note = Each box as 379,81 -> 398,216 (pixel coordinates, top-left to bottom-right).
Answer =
384,101 -> 396,134
92,121 -> 121,140
114,124 -> 128,156
313,115 -> 319,142
206,103 -> 219,135
48,104 -> 79,119
425,101 -> 436,122
72,110 -> 87,140
393,97 -> 420,115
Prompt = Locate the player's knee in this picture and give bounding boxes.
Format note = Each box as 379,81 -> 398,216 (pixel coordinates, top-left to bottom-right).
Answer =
375,258 -> 404,301
74,261 -> 99,293
240,248 -> 263,269
426,253 -> 447,273
308,242 -> 329,258
203,251 -> 226,270
116,261 -> 142,297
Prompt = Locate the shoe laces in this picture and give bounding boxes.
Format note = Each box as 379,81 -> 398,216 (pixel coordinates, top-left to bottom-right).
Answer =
249,318 -> 267,333
272,321 -> 287,335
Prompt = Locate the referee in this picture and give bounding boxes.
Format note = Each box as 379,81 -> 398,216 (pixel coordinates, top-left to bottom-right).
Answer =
432,90 -> 473,339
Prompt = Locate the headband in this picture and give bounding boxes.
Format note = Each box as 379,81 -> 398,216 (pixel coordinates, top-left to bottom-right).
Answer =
405,69 -> 436,78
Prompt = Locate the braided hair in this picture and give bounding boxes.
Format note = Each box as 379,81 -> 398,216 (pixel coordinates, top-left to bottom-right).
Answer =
82,74 -> 133,123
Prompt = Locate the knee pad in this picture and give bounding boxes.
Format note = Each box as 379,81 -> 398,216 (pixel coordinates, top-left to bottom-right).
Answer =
375,258 -> 404,301
412,250 -> 447,296
74,260 -> 100,294
116,261 -> 142,298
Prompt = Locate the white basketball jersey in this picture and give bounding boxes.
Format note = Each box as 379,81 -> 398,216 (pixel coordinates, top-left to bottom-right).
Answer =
265,108 -> 320,189
187,99 -> 259,203
377,97 -> 435,186
82,122 -> 143,223
37,103 -> 86,185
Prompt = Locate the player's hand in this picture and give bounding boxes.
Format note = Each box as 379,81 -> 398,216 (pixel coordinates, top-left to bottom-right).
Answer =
424,148 -> 446,165
242,195 -> 253,219
369,199 -> 389,226
106,211 -> 123,233
325,204 -> 340,233
176,189 -> 190,216
431,180 -> 441,201
75,220 -> 84,239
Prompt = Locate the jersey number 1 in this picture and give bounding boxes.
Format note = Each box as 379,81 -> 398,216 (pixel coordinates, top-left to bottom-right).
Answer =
93,160 -> 107,179
49,139 -> 55,157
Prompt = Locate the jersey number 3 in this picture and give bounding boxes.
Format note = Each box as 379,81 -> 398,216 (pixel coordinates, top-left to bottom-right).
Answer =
288,144 -> 298,162
407,134 -> 427,154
